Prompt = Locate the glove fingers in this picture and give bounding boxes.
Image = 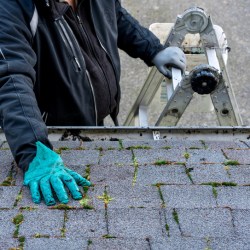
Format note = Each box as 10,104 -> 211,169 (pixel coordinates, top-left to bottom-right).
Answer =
50,176 -> 69,204
65,168 -> 92,187
40,177 -> 56,206
172,60 -> 186,72
159,66 -> 172,79
29,181 -> 41,204
61,174 -> 82,200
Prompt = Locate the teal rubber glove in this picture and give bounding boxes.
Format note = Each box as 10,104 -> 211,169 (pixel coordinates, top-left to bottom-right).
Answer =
152,46 -> 186,79
23,141 -> 92,206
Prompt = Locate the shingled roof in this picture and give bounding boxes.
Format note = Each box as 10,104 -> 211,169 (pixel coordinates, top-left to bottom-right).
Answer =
0,128 -> 250,249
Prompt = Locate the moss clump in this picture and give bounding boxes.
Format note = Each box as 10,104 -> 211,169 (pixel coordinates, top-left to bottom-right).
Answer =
18,236 -> 25,249
84,165 -> 91,181
162,146 -> 172,150
98,191 -> 114,205
154,160 -> 172,165
184,153 -> 190,160
185,168 -> 193,183
20,207 -> 37,211
49,204 -> 75,210
189,147 -> 201,150
13,213 -> 24,238
126,145 -> 151,150
118,139 -> 124,150
224,160 -> 240,166
202,182 -> 237,187
34,233 -> 50,238
175,162 -> 185,166
13,214 -> 24,226
165,223 -> 170,237
14,191 -> 23,207
152,183 -> 166,207
172,209 -> 179,225
0,176 -> 14,186
79,196 -> 94,209
212,187 -> 218,198
54,147 -> 69,154
102,234 -> 116,239
97,147 -> 103,151
152,183 -> 167,187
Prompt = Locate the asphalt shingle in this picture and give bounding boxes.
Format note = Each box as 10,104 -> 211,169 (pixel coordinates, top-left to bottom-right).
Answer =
204,140 -> 248,149
136,165 -> 191,185
88,238 -> 150,250
228,165 -> 250,185
177,208 -> 234,237
210,237 -> 250,250
107,183 -> 161,208
0,238 -> 19,249
122,139 -> 202,150
232,209 -> 250,238
107,208 -> 163,238
0,150 -> 13,184
24,238 -> 88,250
151,237 -> 207,250
19,210 -> 64,237
66,210 -> 107,238
81,141 -> 120,150
186,163 -> 231,184
217,187 -> 250,209
99,150 -> 133,166
161,185 -> 217,208
0,186 -> 22,208
90,165 -> 134,185
61,150 -> 100,166
134,149 -> 186,164
0,210 -> 18,239
186,149 -> 226,164
223,149 -> 250,164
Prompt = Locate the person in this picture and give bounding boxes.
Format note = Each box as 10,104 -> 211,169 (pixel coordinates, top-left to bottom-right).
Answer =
0,0 -> 186,205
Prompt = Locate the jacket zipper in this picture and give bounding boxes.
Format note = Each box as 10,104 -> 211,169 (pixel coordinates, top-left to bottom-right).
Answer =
86,70 -> 98,126
55,18 -> 81,71
54,16 -> 98,125
88,4 -> 119,88
88,5 -> 120,118
74,4 -> 112,113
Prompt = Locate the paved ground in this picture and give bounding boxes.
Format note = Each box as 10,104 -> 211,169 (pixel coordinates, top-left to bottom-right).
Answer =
1,134 -> 250,249
118,0 -> 250,126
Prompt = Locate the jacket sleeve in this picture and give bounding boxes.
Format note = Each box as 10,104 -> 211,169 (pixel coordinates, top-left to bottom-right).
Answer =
115,0 -> 164,66
0,0 -> 52,172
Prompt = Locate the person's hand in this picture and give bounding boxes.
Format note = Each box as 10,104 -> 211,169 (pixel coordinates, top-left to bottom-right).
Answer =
23,141 -> 92,206
152,46 -> 186,79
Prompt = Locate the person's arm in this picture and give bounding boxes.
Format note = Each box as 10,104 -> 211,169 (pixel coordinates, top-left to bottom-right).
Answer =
115,0 -> 186,77
0,1 -> 91,206
115,0 -> 164,66
0,0 -> 51,171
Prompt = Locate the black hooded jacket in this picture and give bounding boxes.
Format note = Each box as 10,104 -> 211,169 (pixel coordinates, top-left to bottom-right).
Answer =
0,0 -> 164,171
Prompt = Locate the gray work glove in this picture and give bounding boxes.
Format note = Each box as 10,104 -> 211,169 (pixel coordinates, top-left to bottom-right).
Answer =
152,46 -> 186,79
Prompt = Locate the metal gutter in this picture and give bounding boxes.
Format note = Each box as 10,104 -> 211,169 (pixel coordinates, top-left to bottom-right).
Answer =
1,126 -> 249,141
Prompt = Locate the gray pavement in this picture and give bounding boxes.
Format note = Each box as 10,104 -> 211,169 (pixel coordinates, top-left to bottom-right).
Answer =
118,0 -> 250,126
1,136 -> 250,249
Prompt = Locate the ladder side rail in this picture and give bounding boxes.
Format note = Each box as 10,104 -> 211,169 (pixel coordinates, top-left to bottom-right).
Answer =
156,73 -> 194,126
123,66 -> 164,126
201,18 -> 243,125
